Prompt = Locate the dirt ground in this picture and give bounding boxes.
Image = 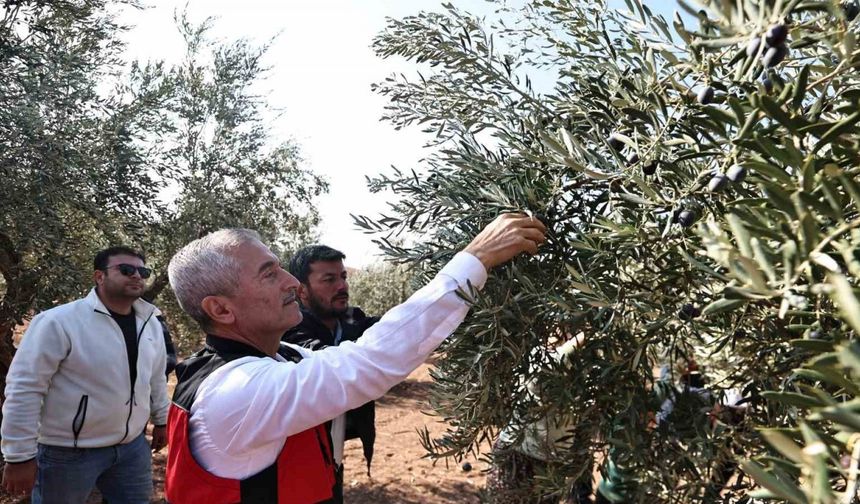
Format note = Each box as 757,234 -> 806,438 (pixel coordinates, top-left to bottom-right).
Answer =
341,362 -> 487,503
0,362 -> 489,504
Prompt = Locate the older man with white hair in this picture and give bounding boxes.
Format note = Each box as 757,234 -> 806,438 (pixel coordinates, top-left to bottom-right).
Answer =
164,213 -> 546,504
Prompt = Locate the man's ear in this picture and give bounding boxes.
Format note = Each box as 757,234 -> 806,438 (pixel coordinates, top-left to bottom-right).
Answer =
297,283 -> 309,305
93,270 -> 105,286
201,296 -> 236,326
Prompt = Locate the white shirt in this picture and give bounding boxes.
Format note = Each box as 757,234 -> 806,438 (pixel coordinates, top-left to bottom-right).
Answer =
189,252 -> 487,479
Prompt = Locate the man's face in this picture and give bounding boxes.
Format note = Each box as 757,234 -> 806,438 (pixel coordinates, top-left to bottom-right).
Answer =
227,239 -> 302,337
95,254 -> 147,300
299,259 -> 349,320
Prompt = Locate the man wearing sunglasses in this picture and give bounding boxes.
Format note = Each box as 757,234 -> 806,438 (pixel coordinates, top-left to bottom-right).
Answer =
2,246 -> 170,504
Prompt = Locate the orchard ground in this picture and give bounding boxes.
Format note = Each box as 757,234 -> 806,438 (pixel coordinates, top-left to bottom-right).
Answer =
0,361 -> 489,504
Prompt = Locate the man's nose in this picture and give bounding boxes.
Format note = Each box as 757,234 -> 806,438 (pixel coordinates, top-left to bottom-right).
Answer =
283,271 -> 300,290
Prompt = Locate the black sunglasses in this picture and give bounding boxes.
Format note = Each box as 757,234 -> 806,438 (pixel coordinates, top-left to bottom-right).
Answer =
103,264 -> 152,279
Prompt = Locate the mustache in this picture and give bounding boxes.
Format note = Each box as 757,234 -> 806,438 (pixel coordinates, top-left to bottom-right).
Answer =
284,291 -> 298,304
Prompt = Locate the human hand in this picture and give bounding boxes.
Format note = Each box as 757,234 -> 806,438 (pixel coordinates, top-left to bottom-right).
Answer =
2,459 -> 36,496
464,213 -> 547,270
151,424 -> 168,452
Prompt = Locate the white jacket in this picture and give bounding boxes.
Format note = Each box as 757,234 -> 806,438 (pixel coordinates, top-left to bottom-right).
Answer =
1,288 -> 170,462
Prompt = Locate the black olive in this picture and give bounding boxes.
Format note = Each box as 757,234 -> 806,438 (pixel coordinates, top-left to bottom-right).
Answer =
678,209 -> 697,228
679,303 -> 701,321
762,44 -> 788,68
726,165 -> 747,183
764,24 -> 788,47
697,86 -> 715,104
844,1 -> 860,21
708,174 -> 729,192
642,161 -> 658,176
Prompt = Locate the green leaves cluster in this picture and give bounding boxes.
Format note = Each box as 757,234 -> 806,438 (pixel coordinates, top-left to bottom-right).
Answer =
0,3 -> 327,368
348,260 -> 415,317
742,343 -> 860,503
139,13 -> 328,353
0,0 -> 166,357
366,0 -> 860,501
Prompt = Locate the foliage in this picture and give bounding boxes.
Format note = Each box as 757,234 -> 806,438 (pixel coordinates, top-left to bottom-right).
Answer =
365,0 -> 860,501
0,3 -> 327,378
139,13 -> 328,355
742,340 -> 860,503
0,0 -> 171,391
348,260 -> 416,316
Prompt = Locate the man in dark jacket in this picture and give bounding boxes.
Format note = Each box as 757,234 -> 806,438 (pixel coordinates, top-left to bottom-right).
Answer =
283,245 -> 378,502
157,315 -> 178,376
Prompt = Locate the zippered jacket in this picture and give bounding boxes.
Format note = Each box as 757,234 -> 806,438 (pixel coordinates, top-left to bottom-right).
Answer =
1,288 -> 170,462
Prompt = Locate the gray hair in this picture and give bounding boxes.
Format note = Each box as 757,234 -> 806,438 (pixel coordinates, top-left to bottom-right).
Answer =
168,228 -> 263,327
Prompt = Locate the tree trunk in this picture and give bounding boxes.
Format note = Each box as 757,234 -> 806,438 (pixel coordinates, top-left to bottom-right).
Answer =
0,231 -> 37,404
0,276 -> 36,457
0,320 -> 14,404
0,281 -> 37,404
143,271 -> 170,303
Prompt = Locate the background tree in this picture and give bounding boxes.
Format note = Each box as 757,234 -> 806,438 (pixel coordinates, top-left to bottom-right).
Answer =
348,259 -> 415,316
364,0 -> 860,501
0,0 -> 172,399
0,2 -> 327,395
140,13 -> 328,354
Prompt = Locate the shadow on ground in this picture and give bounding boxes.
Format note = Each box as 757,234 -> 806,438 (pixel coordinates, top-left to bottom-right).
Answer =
345,478 -> 482,503
378,379 -> 434,407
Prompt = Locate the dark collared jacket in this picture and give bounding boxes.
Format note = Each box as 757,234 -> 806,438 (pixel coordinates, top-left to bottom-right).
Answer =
282,306 -> 380,474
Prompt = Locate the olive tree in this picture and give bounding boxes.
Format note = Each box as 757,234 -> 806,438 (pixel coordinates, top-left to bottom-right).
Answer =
365,0 -> 860,501
140,14 -> 329,354
0,3 -> 328,384
0,0 -> 172,398
348,260 -> 415,316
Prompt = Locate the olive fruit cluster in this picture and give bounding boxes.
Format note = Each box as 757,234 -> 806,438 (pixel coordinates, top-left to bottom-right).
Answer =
608,132 -> 660,176
629,153 -> 659,176
708,164 -> 747,192
748,23 -> 789,68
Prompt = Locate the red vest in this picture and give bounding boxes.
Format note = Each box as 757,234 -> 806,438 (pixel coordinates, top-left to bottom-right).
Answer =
165,336 -> 336,503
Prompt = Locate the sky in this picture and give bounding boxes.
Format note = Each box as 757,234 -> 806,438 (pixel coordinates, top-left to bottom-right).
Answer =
120,0 -> 499,267
120,0 -> 681,267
